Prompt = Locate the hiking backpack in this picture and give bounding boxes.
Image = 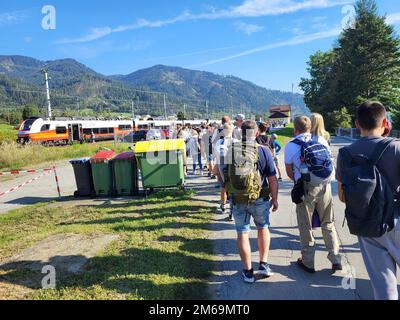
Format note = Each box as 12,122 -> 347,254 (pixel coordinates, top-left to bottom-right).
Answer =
292,138 -> 334,185
223,142 -> 264,204
340,138 -> 399,238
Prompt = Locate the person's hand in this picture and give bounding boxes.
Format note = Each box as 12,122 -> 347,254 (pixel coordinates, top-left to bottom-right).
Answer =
271,199 -> 279,212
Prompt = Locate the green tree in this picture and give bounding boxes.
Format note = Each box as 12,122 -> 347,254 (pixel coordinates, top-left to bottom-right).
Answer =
177,111 -> 186,121
22,104 -> 40,120
326,107 -> 353,131
300,50 -> 336,114
300,0 -> 400,130
390,108 -> 400,130
334,0 -> 400,111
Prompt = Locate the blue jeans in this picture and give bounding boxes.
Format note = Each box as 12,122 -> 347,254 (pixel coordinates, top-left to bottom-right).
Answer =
358,217 -> 400,300
192,152 -> 202,172
232,198 -> 271,233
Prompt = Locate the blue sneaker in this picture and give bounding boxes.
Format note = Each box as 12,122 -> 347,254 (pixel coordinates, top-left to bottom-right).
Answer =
242,269 -> 255,283
259,262 -> 274,277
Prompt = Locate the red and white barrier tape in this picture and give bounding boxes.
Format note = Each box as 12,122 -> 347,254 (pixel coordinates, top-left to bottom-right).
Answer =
0,168 -> 53,176
0,170 -> 52,197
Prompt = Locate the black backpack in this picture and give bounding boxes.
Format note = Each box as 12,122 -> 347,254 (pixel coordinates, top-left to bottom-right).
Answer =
340,138 -> 399,238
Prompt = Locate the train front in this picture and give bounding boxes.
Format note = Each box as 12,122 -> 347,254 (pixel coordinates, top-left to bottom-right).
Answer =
17,117 -> 42,144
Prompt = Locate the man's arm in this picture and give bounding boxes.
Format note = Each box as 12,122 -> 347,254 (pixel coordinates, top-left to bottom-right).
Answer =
267,175 -> 279,212
285,164 -> 295,181
276,142 -> 282,154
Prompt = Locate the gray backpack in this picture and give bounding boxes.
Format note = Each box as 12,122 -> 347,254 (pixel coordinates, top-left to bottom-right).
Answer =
340,138 -> 399,238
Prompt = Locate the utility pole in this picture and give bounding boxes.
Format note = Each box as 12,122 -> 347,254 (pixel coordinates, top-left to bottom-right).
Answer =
230,95 -> 233,119
163,94 -> 167,120
131,100 -> 135,150
206,100 -> 209,120
183,104 -> 186,121
291,83 -> 294,123
42,68 -> 52,119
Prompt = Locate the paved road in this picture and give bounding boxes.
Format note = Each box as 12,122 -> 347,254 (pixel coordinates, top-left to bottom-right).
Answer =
0,161 -> 77,214
189,137 -> 399,300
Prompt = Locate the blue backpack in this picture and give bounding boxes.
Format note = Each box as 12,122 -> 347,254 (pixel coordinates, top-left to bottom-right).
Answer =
292,138 -> 334,185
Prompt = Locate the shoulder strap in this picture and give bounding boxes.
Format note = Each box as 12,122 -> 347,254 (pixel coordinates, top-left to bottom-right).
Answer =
291,139 -> 304,147
371,138 -> 394,166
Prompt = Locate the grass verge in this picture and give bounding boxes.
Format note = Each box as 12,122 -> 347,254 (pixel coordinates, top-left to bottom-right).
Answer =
0,189 -> 214,300
274,123 -> 294,147
0,124 -> 17,143
0,141 -> 131,171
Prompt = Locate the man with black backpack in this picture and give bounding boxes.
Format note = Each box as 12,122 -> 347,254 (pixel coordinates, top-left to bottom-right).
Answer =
285,116 -> 342,274
337,101 -> 400,300
222,120 -> 279,283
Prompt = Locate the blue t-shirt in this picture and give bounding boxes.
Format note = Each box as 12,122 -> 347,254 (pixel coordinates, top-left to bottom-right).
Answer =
271,140 -> 282,155
258,145 -> 277,187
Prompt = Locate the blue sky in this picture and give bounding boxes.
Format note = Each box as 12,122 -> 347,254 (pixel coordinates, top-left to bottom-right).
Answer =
1,0 -> 400,93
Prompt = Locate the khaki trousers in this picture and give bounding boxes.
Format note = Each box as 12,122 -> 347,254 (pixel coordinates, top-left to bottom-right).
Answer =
296,183 -> 342,269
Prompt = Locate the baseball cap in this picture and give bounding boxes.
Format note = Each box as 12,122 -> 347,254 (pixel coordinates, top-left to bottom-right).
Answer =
272,133 -> 278,139
235,114 -> 245,121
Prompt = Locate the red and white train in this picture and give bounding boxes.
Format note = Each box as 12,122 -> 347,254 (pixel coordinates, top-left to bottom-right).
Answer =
17,117 -> 208,144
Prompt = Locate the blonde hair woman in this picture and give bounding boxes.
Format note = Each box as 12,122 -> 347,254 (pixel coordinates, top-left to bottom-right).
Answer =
311,113 -> 331,145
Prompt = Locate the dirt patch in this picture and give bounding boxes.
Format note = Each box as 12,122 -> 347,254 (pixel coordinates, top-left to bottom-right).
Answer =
0,233 -> 119,274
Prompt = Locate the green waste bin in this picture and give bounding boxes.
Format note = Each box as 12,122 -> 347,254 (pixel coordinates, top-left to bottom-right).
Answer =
90,150 -> 116,196
112,152 -> 139,196
134,139 -> 185,192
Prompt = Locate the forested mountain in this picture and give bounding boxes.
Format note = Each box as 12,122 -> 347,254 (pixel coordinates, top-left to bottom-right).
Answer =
0,55 -> 308,118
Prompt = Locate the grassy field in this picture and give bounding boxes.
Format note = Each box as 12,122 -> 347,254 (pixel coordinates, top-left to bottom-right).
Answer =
0,189 -> 214,300
0,124 -> 18,143
274,123 -> 294,147
0,141 -> 131,171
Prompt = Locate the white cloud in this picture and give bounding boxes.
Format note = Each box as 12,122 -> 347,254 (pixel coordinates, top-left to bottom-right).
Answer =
190,26 -> 342,67
223,0 -> 350,17
55,0 -> 350,44
0,11 -> 26,25
234,21 -> 264,35
387,12 -> 400,25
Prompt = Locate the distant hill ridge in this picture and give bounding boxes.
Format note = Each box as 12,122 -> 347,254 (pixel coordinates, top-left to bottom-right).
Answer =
0,55 -> 308,117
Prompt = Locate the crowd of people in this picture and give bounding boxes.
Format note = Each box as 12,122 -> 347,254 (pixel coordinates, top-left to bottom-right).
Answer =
170,102 -> 399,300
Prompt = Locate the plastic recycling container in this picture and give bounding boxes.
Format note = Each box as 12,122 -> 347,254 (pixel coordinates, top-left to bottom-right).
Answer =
134,139 -> 185,193
112,152 -> 139,196
90,150 -> 116,196
69,157 -> 94,197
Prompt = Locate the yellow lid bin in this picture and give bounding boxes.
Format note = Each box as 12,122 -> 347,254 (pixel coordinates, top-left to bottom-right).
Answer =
134,139 -> 186,153
134,139 -> 186,194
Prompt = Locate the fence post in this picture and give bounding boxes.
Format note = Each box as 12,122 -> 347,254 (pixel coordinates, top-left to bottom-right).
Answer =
53,166 -> 61,197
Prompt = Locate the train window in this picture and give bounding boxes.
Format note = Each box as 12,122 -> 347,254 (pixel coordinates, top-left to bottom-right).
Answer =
118,125 -> 132,130
100,128 -> 108,134
22,119 -> 36,131
41,124 -> 50,132
83,128 -> 91,134
108,128 -> 114,134
56,126 -> 67,134
93,128 -> 99,134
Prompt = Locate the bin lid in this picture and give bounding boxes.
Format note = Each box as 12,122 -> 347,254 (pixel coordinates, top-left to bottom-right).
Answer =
69,157 -> 91,164
90,150 -> 116,163
114,151 -> 135,161
134,139 -> 186,153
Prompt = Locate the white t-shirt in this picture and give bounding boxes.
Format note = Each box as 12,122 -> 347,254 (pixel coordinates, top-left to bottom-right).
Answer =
233,127 -> 242,141
284,133 -> 331,182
